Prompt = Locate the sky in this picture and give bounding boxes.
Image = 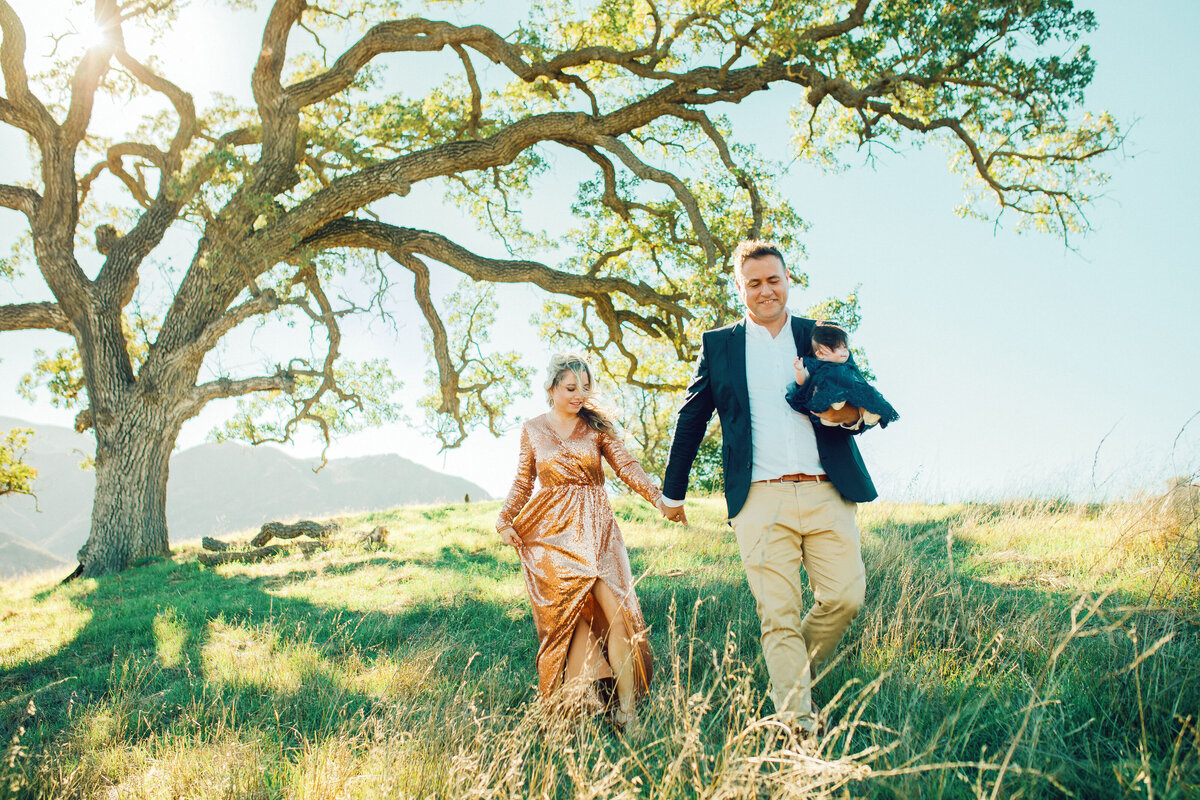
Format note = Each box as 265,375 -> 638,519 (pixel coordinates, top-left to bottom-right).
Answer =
1,0 -> 1198,504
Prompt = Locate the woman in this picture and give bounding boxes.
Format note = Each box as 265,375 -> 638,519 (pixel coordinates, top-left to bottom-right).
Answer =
497,353 -> 671,726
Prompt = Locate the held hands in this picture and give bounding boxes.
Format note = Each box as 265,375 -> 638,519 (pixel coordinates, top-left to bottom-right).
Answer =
498,526 -> 521,548
656,497 -> 688,526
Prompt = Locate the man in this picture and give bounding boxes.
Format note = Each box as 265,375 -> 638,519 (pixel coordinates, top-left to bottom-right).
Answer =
660,239 -> 877,736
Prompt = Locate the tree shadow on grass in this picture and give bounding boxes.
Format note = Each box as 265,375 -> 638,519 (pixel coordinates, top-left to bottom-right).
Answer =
4,511 -> 1194,799
0,546 -> 537,758
0,534 -> 766,788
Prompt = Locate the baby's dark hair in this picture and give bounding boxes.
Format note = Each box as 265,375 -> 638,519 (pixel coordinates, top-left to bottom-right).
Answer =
811,320 -> 848,350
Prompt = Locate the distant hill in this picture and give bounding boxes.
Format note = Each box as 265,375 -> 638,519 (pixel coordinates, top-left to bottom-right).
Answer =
0,417 -> 490,571
0,529 -> 67,578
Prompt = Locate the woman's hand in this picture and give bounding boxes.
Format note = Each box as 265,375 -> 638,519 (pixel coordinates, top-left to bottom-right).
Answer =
498,526 -> 521,548
656,497 -> 688,525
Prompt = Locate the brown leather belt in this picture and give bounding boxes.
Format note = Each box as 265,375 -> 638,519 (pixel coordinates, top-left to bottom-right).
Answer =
754,472 -> 828,484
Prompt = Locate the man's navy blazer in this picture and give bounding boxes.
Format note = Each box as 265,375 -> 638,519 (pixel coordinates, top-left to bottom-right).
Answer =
662,314 -> 878,519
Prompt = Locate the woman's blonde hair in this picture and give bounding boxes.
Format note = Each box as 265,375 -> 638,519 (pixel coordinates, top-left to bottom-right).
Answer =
544,352 -> 618,436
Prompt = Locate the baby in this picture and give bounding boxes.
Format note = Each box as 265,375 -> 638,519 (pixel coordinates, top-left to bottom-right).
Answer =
786,321 -> 899,428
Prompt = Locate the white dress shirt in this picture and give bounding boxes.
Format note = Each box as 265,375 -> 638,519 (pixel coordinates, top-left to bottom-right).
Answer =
744,311 -> 824,481
662,311 -> 830,507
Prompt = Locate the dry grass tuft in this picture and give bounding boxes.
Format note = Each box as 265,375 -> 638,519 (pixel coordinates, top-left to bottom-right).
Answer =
1,496 -> 1197,798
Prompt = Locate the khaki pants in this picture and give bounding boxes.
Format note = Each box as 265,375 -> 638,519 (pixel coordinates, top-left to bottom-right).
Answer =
730,481 -> 866,731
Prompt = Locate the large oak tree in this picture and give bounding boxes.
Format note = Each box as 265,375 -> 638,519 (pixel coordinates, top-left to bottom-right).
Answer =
0,0 -> 1117,576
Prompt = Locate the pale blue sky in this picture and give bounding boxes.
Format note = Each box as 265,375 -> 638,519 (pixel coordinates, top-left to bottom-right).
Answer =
1,1 -> 1197,502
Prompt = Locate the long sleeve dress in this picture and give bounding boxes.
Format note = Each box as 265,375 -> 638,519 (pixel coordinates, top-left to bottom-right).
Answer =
496,414 -> 663,700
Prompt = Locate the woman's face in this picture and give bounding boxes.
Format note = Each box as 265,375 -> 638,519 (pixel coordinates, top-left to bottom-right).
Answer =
548,368 -> 591,416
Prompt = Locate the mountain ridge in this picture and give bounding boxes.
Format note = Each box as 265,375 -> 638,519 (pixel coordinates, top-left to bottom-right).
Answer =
0,529 -> 68,578
0,416 -> 491,571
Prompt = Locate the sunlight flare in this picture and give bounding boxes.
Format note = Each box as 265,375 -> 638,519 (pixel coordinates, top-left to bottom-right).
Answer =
74,18 -> 111,51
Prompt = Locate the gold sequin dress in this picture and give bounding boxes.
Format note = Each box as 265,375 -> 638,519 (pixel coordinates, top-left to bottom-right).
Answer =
497,414 -> 662,699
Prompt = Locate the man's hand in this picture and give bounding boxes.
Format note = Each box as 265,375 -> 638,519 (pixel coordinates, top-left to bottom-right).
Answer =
656,498 -> 689,525
498,527 -> 521,548
815,403 -> 862,425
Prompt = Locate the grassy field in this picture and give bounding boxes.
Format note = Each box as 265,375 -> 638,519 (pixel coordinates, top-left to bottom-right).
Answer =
0,494 -> 1197,799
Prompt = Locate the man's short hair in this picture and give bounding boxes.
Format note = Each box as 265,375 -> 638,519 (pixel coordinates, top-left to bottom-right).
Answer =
733,240 -> 786,281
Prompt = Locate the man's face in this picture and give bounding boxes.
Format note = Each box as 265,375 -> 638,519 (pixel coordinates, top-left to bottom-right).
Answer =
736,254 -> 789,325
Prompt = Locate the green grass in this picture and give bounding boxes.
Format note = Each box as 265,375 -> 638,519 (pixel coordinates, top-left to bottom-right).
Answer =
0,496 -> 1196,799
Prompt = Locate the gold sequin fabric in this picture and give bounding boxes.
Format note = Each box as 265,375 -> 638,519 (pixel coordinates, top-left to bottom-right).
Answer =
497,414 -> 662,699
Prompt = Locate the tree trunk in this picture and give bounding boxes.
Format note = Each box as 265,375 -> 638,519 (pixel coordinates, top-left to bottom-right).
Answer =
77,400 -> 180,577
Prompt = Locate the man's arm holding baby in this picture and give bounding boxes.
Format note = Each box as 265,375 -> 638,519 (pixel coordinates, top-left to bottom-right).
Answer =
790,358 -> 867,429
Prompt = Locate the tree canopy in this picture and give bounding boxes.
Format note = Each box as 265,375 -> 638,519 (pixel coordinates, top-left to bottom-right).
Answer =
0,0 -> 1119,575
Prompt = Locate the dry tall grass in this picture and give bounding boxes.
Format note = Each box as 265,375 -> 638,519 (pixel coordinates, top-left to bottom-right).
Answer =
1,494 -> 1196,799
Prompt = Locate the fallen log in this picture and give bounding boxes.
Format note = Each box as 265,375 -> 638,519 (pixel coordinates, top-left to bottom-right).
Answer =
202,536 -> 234,552
198,540 -> 328,566
251,520 -> 339,547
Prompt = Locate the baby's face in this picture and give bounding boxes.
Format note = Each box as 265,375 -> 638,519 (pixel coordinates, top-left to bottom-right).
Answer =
814,343 -> 850,363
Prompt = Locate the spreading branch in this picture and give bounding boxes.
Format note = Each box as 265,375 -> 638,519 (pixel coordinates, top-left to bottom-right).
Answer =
401,251 -> 456,417
668,107 -> 764,238
182,262 -> 366,465
800,0 -> 873,43
146,6 -> 1109,361
299,217 -> 690,322
0,182 -> 39,219
0,300 -> 73,333
79,143 -> 159,207
167,288 -> 283,370
90,43 -> 199,307
0,0 -> 56,141
250,0 -> 305,195
451,43 -> 482,139
270,263 -> 362,459
184,372 -> 296,417
596,134 -> 718,270
297,217 -> 693,445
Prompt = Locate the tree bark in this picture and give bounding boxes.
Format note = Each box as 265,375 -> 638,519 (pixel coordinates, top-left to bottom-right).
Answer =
77,399 -> 178,577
